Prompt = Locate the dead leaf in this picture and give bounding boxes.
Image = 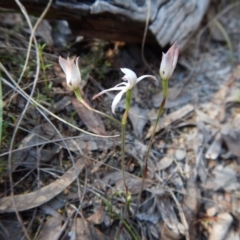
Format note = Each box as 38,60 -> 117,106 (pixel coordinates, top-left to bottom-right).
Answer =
221,124 -> 240,157
125,135 -> 156,171
196,109 -> 221,128
128,105 -> 148,139
50,96 -> 72,113
87,206 -> 105,225
0,158 -> 86,212
210,165 -> 240,191
68,218 -> 109,240
182,176 -> 201,240
12,124 -> 60,170
156,152 -> 174,171
156,195 -> 185,238
207,7 -> 225,41
100,171 -> 152,194
72,97 -> 106,135
146,104 -> 194,139
38,217 -> 62,240
208,212 -> 233,240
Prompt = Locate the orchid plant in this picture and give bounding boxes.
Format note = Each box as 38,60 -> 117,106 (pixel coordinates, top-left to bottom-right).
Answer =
58,42 -> 179,221
93,68 -> 156,195
138,42 -> 180,206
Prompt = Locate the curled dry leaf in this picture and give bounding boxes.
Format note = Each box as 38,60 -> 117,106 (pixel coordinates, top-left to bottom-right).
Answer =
72,97 -> 106,135
0,158 -> 86,212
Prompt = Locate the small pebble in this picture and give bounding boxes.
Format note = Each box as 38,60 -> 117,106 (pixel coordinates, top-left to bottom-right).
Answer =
175,149 -> 186,161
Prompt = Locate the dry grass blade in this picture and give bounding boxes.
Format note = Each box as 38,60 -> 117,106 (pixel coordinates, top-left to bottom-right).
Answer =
6,1 -> 46,239
0,158 -> 86,212
0,76 -> 2,148
15,0 -> 53,84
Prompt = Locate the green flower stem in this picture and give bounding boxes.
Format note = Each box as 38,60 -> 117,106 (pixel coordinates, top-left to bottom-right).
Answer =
121,90 -> 132,186
121,121 -> 127,192
39,45 -> 49,96
121,90 -> 132,213
74,89 -> 121,126
138,79 -> 168,207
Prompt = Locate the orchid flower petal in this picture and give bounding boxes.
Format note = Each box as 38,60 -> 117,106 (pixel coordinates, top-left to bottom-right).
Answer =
59,56 -> 67,75
92,86 -> 125,100
136,74 -> 157,84
111,88 -> 128,114
120,68 -> 137,87
113,82 -> 128,88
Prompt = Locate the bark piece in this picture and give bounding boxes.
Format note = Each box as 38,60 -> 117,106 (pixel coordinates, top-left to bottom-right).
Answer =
0,0 -> 210,48
0,158 -> 86,212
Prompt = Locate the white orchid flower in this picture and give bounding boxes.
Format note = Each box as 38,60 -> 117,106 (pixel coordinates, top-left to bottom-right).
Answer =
59,56 -> 81,90
93,68 -> 157,114
159,42 -> 179,81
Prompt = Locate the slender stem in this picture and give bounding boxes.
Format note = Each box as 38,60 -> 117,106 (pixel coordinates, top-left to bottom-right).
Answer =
121,120 -> 127,192
74,89 -> 121,125
137,79 -> 168,207
120,90 -> 132,218
39,45 -> 49,96
0,76 -> 2,149
121,90 -> 132,192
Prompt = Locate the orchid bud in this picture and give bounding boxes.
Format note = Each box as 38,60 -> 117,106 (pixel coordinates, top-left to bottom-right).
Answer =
59,56 -> 81,90
159,42 -> 179,81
